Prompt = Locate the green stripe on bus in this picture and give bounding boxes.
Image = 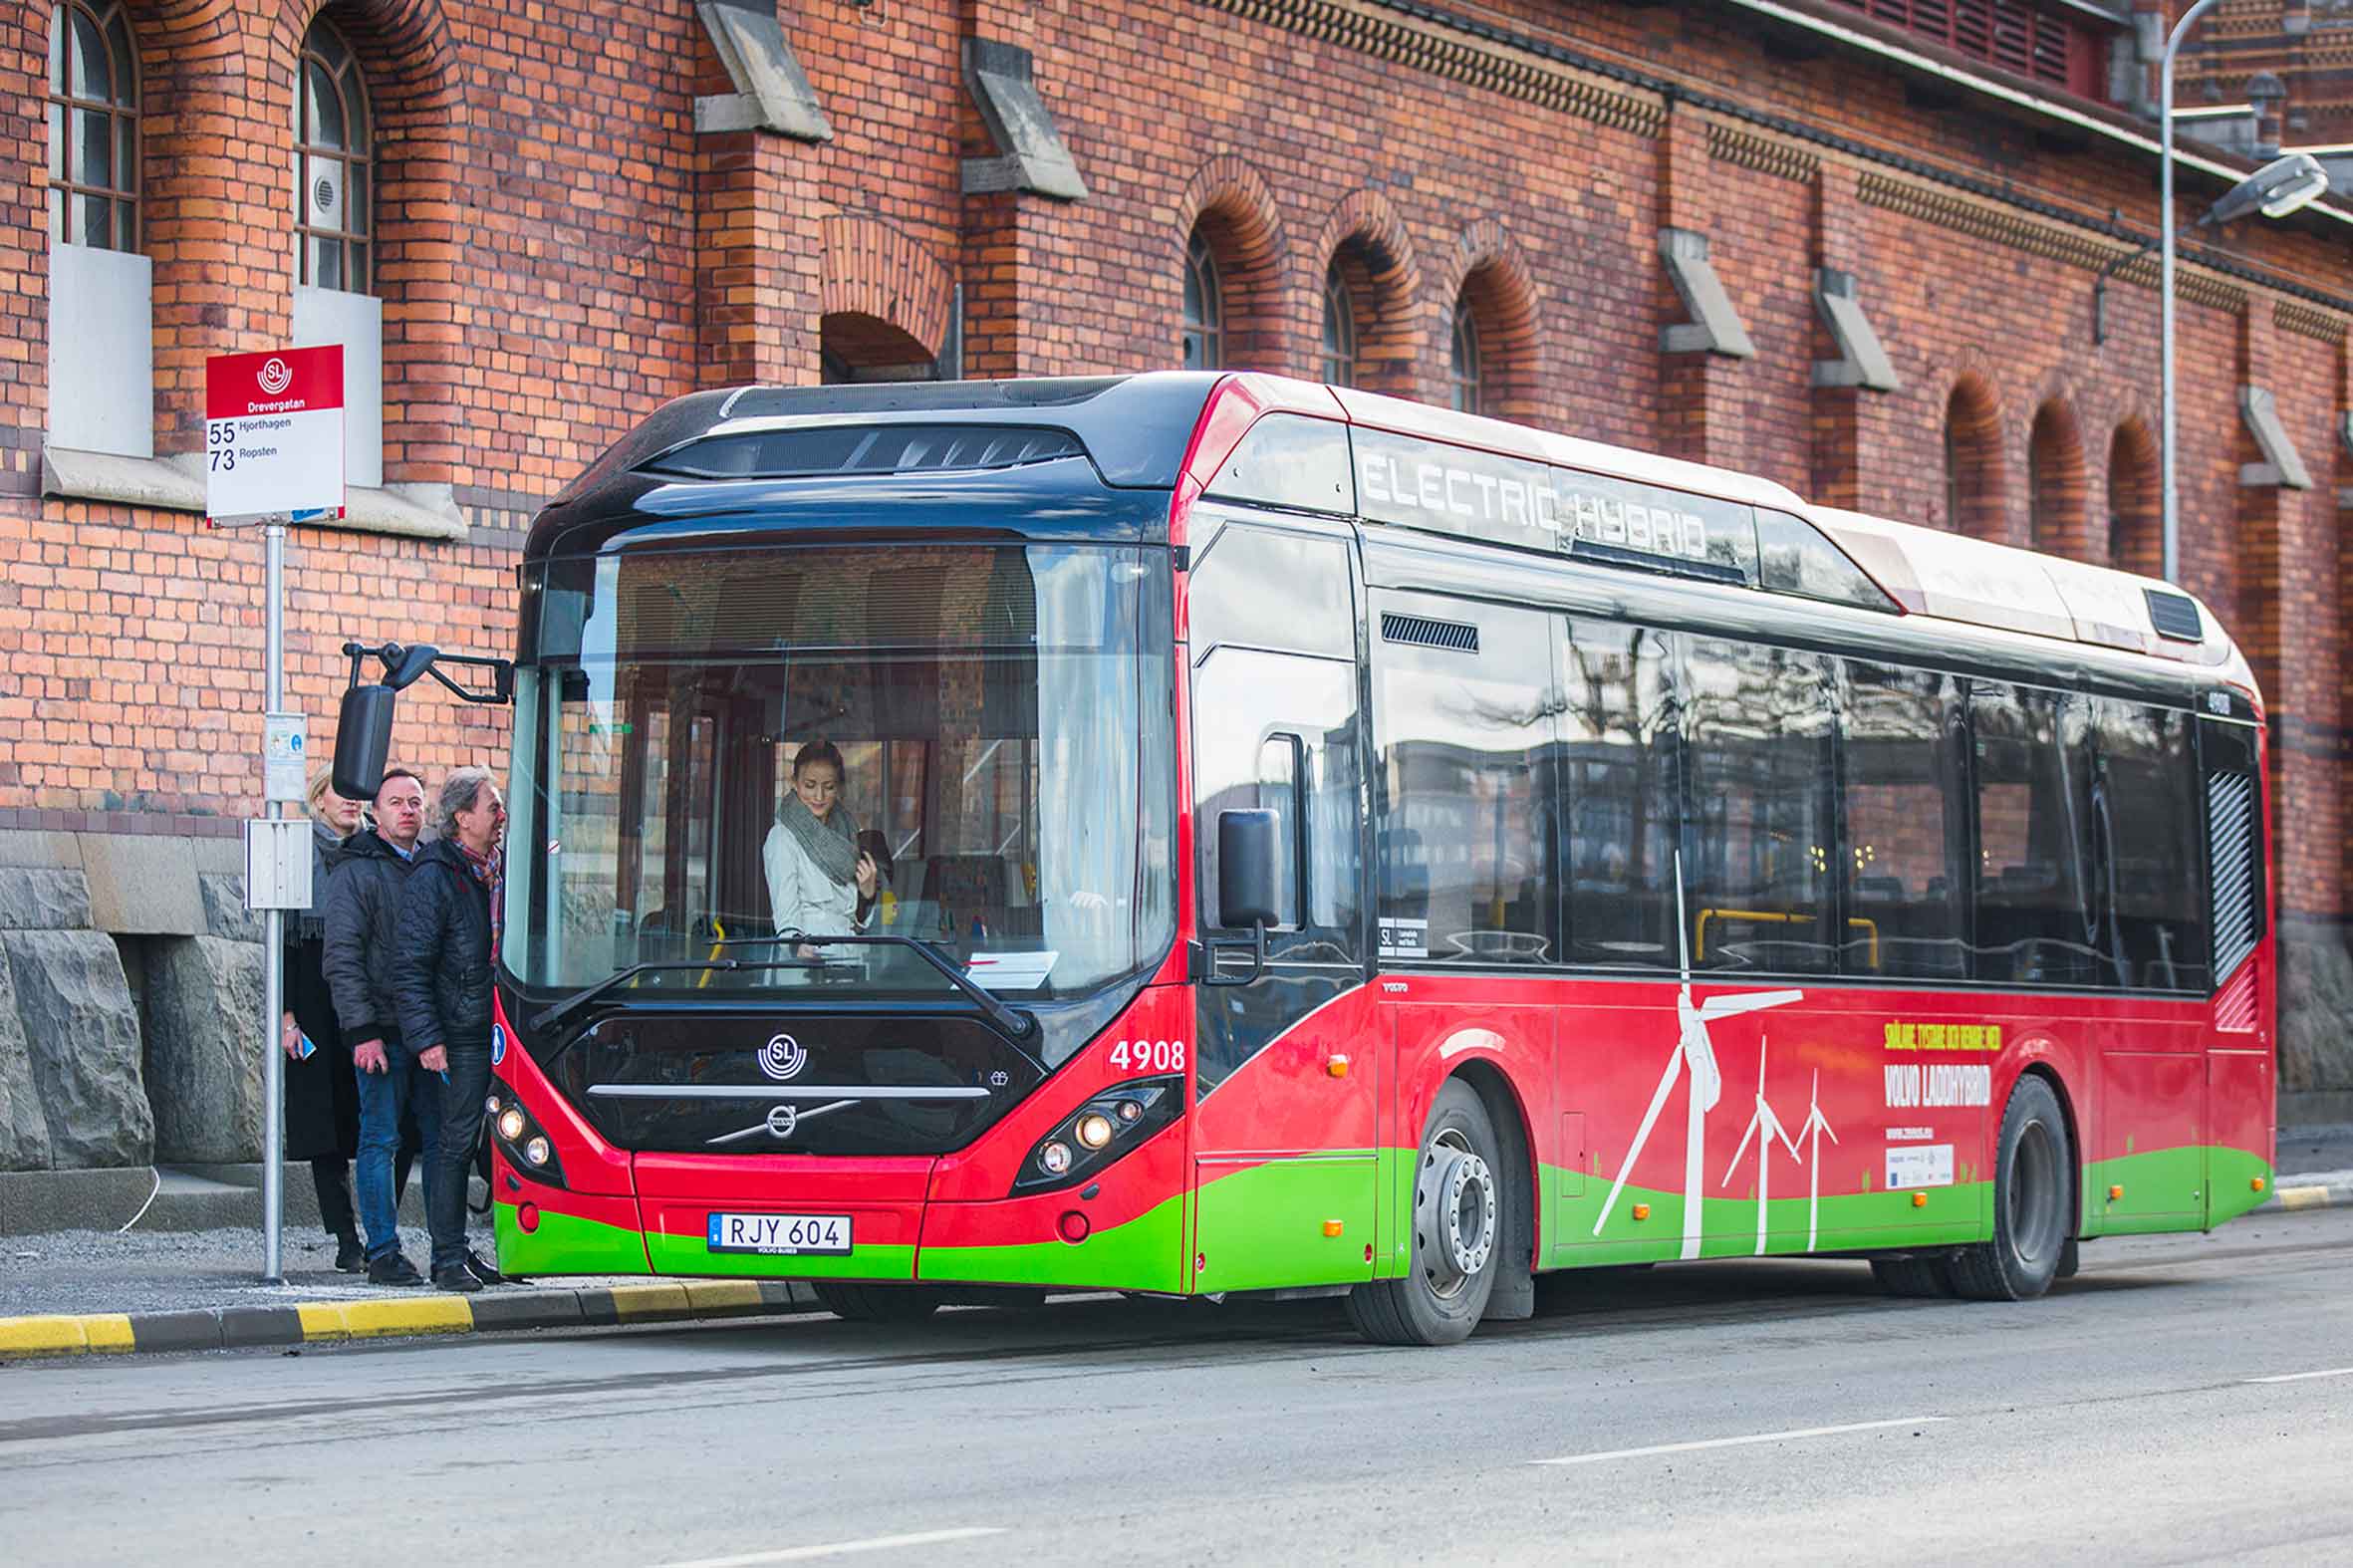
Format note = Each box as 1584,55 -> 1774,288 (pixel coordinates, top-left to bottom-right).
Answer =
493,1203 -> 652,1276
917,1193 -> 1190,1291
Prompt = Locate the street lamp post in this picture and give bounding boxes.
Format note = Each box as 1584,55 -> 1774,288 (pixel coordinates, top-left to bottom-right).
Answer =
2160,0 -> 2222,587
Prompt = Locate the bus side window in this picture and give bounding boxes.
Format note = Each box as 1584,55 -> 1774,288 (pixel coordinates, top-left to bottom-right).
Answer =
1558,620 -> 1678,969
1839,661 -> 1967,980
2095,699 -> 2207,992
1969,683 -> 2099,986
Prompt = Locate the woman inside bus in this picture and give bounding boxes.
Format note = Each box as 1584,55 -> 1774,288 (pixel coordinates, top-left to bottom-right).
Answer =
763,739 -> 883,980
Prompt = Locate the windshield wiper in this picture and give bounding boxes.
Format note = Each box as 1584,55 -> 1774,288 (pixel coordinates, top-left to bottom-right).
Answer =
716,932 -> 1038,1042
529,958 -> 761,1034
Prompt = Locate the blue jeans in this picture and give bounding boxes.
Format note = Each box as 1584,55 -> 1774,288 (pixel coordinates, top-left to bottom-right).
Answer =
355,1041 -> 442,1260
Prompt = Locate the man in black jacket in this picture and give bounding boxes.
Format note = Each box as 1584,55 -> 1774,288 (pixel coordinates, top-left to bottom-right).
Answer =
393,766 -> 508,1293
325,766 -> 435,1286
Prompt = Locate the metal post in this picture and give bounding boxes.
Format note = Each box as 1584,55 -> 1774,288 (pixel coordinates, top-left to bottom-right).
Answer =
2161,0 -> 2221,586
261,518 -> 286,1283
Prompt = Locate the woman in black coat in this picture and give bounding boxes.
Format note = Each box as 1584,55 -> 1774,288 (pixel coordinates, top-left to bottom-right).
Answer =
281,766 -> 367,1270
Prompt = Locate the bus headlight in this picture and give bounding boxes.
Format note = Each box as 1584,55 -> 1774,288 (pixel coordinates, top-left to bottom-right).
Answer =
497,1107 -> 528,1143
524,1137 -> 551,1168
1014,1076 -> 1183,1195
486,1079 -> 568,1190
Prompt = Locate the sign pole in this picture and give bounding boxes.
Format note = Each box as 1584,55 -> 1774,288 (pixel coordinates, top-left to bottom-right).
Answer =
261,515 -> 286,1284
205,343 -> 344,1286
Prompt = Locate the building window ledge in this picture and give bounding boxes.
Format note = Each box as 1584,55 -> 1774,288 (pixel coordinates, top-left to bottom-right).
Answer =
41,446 -> 466,539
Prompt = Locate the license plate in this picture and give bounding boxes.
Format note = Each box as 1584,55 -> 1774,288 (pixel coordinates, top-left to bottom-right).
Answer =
706,1211 -> 853,1256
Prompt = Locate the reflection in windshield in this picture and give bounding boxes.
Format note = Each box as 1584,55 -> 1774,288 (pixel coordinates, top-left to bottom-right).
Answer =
504,544 -> 1174,1001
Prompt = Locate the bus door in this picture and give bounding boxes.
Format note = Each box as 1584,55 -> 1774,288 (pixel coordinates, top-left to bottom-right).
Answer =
1186,514 -> 1379,1293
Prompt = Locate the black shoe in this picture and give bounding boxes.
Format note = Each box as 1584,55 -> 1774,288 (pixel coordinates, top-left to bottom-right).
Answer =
462,1249 -> 507,1288
367,1250 -> 424,1287
431,1263 -> 483,1294
335,1236 -> 367,1273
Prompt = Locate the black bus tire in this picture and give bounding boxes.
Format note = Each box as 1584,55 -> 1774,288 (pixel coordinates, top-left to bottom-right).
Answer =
1346,1080 -> 1503,1347
1948,1074 -> 2072,1302
812,1281 -> 945,1322
1869,1254 -> 1955,1297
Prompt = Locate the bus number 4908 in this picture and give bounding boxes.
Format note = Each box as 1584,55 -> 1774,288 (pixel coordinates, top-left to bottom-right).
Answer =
1109,1039 -> 1185,1073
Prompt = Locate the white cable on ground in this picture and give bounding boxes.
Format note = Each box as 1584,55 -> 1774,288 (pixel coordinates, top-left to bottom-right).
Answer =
116,1170 -> 162,1233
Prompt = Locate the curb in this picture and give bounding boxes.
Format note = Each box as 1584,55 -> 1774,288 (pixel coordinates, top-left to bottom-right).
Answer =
2256,1169 -> 2353,1215
0,1279 -> 821,1360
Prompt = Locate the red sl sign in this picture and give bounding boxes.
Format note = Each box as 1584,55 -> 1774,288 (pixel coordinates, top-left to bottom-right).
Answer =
203,346 -> 346,522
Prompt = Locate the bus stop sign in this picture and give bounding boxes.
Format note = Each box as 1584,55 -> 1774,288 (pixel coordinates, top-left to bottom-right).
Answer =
204,345 -> 346,524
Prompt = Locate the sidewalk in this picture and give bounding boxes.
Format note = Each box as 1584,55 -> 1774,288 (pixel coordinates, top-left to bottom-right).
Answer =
0,1224 -> 818,1358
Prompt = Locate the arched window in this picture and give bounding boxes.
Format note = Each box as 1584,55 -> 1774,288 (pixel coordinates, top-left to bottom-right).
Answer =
295,19 -> 372,291
1181,231 -> 1222,371
1448,298 -> 1482,416
1321,264 -> 1357,387
2107,420 -> 2161,578
47,1 -> 138,251
2028,400 -> 2086,561
1944,375 -> 2004,540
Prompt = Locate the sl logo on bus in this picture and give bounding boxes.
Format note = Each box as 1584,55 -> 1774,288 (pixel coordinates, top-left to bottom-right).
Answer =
759,1034 -> 807,1081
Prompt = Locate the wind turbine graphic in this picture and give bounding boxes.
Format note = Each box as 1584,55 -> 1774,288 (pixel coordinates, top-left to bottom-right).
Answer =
1720,1027 -> 1799,1257
1794,1069 -> 1840,1253
1594,852 -> 1803,1260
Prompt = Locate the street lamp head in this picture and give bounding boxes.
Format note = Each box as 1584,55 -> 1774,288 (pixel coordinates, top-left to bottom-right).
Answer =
2202,151 -> 2332,227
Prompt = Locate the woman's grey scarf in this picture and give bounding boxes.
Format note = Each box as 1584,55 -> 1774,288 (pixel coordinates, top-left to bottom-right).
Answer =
777,793 -> 860,887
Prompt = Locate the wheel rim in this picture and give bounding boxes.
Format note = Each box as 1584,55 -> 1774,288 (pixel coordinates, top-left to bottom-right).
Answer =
1416,1129 -> 1497,1301
2006,1118 -> 2063,1269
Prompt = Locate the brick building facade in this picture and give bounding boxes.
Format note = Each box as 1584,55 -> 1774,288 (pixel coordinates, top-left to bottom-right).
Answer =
2,0 -> 2350,1176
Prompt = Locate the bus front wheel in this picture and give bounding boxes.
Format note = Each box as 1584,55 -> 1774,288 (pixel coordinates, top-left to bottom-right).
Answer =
1346,1080 -> 1503,1347
1946,1074 -> 2072,1302
811,1281 -> 945,1322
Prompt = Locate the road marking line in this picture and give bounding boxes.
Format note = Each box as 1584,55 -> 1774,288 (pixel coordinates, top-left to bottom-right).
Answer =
1531,1416 -> 1949,1467
2245,1367 -> 2353,1384
649,1527 -> 1007,1567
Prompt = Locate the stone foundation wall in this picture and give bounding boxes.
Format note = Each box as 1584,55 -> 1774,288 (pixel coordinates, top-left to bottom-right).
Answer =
2280,916 -> 2353,1096
0,830 -> 262,1173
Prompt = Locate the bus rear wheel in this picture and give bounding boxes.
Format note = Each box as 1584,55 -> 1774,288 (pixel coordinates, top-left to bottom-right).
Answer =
1346,1081 -> 1502,1347
1947,1075 -> 2072,1302
811,1281 -> 945,1322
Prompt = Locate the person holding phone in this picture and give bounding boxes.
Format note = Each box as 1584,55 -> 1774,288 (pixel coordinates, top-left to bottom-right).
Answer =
762,739 -> 882,981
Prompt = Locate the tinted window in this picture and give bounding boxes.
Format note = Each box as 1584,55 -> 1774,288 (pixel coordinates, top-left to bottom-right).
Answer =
1683,638 -> 1837,974
1841,662 -> 1966,979
2094,700 -> 2207,991
1971,684 -> 2101,985
1756,509 -> 1896,612
1187,519 -> 1356,660
1558,621 -> 1681,968
1375,597 -> 1558,964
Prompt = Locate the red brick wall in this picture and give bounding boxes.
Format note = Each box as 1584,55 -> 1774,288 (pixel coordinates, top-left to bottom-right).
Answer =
0,0 -> 2345,940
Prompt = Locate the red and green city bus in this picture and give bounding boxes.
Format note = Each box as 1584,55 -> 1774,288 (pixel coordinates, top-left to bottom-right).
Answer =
457,372 -> 2271,1345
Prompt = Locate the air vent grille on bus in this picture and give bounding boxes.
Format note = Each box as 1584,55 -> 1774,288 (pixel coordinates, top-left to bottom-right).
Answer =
639,423 -> 1086,481
2209,771 -> 2257,980
1381,614 -> 1479,653
2145,588 -> 2204,644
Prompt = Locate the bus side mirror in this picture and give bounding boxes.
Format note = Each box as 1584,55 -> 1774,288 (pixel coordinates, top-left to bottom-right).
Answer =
1217,809 -> 1281,930
334,684 -> 397,802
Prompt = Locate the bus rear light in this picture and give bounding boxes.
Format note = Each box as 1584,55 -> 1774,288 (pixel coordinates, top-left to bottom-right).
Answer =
1013,1074 -> 1183,1195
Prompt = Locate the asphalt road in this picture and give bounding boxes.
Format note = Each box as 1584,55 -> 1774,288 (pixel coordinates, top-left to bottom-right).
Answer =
6,1208 -> 2352,1567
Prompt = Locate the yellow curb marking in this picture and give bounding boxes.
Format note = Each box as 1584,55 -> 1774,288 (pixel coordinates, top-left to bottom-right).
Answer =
338,1298 -> 474,1339
683,1281 -> 765,1313
0,1314 -> 135,1357
296,1303 -> 352,1342
610,1283 -> 692,1320
2277,1186 -> 2332,1211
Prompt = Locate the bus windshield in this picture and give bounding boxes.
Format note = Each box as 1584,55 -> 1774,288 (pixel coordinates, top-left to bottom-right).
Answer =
505,542 -> 1175,1004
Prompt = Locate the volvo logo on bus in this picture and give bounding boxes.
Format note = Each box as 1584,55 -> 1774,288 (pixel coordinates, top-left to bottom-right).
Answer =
764,1104 -> 798,1140
759,1034 -> 807,1081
